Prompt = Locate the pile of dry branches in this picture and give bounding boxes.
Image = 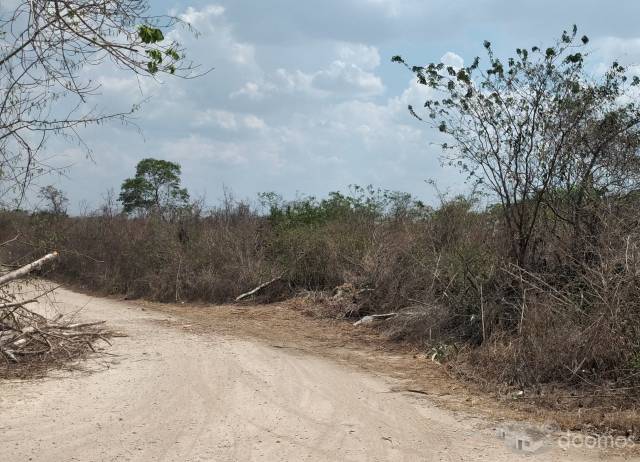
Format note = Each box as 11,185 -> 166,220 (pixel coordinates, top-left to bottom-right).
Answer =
0,252 -> 114,377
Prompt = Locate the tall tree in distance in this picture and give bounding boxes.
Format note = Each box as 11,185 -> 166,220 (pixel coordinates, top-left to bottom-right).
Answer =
119,158 -> 190,218
38,185 -> 69,216
0,0 -> 200,206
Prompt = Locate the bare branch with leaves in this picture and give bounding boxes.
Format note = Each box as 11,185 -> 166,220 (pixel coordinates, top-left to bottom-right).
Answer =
0,0 -> 201,206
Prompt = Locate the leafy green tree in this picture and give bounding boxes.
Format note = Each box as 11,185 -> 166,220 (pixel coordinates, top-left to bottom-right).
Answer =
119,158 -> 190,217
394,26 -> 640,266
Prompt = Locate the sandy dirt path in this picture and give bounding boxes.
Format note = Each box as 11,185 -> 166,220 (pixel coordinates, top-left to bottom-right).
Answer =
0,287 -> 634,461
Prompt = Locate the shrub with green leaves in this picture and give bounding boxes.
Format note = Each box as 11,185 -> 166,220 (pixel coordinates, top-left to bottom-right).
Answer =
394,25 -> 640,268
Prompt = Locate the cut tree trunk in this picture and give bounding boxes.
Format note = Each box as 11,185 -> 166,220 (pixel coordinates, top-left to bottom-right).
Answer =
0,251 -> 58,286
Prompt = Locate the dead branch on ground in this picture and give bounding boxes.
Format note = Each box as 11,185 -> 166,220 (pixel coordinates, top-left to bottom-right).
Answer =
235,275 -> 284,301
0,252 -> 116,377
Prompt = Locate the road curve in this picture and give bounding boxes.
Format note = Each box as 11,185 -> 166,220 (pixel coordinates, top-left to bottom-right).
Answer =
0,288 -> 628,461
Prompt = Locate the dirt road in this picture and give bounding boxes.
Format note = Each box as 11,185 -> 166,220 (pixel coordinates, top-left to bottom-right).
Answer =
0,288 -> 633,461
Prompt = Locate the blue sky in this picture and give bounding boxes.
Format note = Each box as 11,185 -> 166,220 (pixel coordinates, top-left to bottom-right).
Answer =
37,0 -> 640,211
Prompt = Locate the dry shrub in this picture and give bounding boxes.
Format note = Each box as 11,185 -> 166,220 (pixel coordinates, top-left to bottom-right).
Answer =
3,188 -> 640,400
0,205 -> 273,303
385,304 -> 451,346
298,283 -> 375,319
460,224 -> 640,389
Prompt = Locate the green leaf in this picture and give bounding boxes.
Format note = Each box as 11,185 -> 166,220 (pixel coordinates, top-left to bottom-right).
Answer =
138,25 -> 165,44
165,48 -> 181,61
564,53 -> 583,64
456,69 -> 470,84
146,49 -> 163,63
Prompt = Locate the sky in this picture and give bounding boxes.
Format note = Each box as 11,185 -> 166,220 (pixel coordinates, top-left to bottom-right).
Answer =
34,0 -> 640,211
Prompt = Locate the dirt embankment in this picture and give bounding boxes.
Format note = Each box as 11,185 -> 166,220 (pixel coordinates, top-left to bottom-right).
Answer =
0,288 -> 634,461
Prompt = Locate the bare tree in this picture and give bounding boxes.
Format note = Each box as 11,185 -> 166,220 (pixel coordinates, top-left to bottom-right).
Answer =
0,0 -> 200,206
38,184 -> 68,215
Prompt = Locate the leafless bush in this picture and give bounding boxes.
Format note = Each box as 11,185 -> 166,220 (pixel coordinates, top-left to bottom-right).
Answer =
385,304 -> 450,345
4,186 -> 640,396
0,200 -> 273,302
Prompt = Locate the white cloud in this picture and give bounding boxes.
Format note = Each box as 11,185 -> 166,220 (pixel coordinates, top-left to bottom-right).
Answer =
594,37 -> 640,61
387,77 -> 435,121
440,51 -> 464,69
162,135 -> 248,165
179,5 -> 226,26
357,0 -> 402,17
229,70 -> 314,99
312,60 -> 384,96
592,37 -> 640,83
337,43 -> 381,70
243,115 -> 266,130
230,81 -> 263,100
231,43 -> 255,65
272,68 -> 315,94
194,109 -> 238,130
169,3 -> 258,74
193,109 -> 266,131
230,44 -> 384,100
96,76 -> 141,98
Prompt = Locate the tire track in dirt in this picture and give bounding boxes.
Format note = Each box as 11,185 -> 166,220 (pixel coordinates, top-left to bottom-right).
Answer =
0,288 -> 631,461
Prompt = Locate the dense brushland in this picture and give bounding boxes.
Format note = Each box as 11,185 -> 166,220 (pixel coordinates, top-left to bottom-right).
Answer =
2,181 -> 640,403
4,25 -> 640,418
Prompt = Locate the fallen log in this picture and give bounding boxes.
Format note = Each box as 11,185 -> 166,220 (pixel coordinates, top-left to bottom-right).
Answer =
235,275 -> 283,302
353,313 -> 397,327
61,321 -> 106,330
0,251 -> 58,286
